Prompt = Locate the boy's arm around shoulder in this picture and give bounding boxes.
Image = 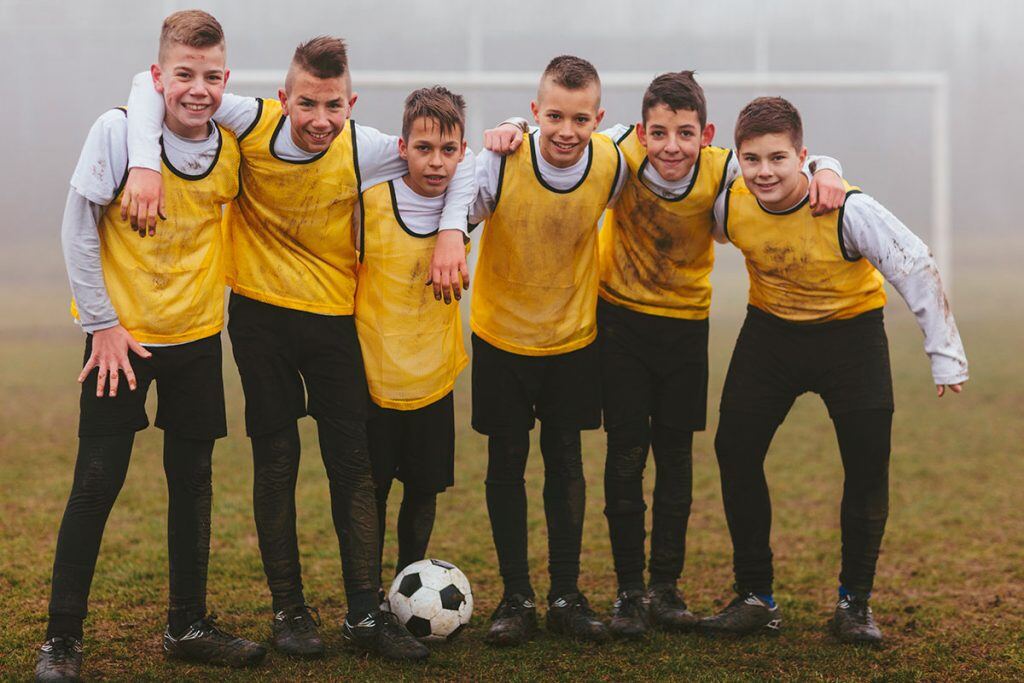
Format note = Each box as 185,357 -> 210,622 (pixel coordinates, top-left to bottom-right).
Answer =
431,148 -> 477,304
842,193 -> 968,395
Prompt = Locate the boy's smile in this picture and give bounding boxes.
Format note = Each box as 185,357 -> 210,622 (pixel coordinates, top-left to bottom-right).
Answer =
152,44 -> 228,140
738,132 -> 809,211
636,104 -> 715,182
530,80 -> 604,169
279,70 -> 357,154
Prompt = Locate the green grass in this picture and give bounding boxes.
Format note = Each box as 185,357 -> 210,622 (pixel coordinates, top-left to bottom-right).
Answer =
1,248 -> 1022,681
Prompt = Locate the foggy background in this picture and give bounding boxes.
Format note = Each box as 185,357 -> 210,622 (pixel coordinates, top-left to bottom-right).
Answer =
1,0 -> 1020,288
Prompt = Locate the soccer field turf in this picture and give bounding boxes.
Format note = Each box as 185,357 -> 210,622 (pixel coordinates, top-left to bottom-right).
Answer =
1,248 -> 1021,681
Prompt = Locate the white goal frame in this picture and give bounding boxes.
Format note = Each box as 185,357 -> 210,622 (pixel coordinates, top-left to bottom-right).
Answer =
230,69 -> 952,293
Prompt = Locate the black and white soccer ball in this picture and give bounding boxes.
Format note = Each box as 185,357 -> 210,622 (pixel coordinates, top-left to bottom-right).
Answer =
387,559 -> 473,642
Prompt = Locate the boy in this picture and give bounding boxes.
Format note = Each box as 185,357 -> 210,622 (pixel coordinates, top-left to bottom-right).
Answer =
36,11 -> 265,681
354,87 -> 469,592
699,96 -> 967,643
121,37 -> 476,661
470,55 -> 626,646
488,71 -> 847,639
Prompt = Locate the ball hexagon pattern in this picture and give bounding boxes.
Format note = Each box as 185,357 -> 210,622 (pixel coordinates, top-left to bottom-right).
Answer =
387,558 -> 473,642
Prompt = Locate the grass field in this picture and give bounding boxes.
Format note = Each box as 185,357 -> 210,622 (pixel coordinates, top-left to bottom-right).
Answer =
1,244 -> 1022,681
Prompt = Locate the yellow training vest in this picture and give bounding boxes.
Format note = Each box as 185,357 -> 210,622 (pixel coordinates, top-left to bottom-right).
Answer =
471,132 -> 621,356
354,181 -> 469,410
724,177 -> 886,322
599,127 -> 731,319
224,98 -> 360,315
72,117 -> 240,344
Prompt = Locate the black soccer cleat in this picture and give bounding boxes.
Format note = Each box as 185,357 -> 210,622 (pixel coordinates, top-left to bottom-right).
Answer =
35,636 -> 83,682
698,592 -> 782,637
830,594 -> 884,645
271,604 -> 325,658
546,592 -> 611,643
342,609 -> 430,661
485,594 -> 538,647
608,589 -> 650,639
163,615 -> 267,668
647,583 -> 699,632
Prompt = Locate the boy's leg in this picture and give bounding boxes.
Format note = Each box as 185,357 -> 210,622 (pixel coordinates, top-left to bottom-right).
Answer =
539,423 -> 586,599
485,430 -> 534,597
647,424 -> 694,587
396,489 -> 437,573
367,407 -> 400,586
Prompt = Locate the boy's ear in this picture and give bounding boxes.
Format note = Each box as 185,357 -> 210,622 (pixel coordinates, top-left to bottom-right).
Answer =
635,121 -> 647,147
150,64 -> 164,94
701,122 -> 715,147
530,100 -> 540,124
798,145 -> 808,165
458,138 -> 467,162
222,68 -> 230,89
594,107 -> 605,128
397,136 -> 408,160
278,88 -> 288,114
348,91 -> 359,112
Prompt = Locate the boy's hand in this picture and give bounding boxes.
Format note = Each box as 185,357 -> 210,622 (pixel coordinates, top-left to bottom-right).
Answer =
484,123 -> 523,155
936,383 -> 964,398
808,169 -> 846,216
79,325 -> 152,398
427,229 -> 470,305
120,168 -> 166,237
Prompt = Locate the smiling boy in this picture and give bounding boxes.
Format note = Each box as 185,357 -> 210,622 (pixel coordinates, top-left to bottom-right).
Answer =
36,11 -> 265,682
354,87 -> 469,603
119,36 -> 475,661
699,96 -> 967,643
471,55 -> 625,646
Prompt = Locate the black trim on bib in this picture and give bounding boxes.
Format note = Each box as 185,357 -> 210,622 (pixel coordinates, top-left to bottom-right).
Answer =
636,148 -> 700,202
352,121 -> 365,263
237,98 -> 263,142
616,125 -> 635,145
269,114 -> 330,164
755,188 -> 810,215
160,124 -> 224,181
837,189 -> 863,262
722,177 -> 737,243
492,153 -> 508,214
112,107 -> 130,198
717,149 -> 734,198
388,180 -> 439,239
529,132 -> 593,194
608,146 -> 623,203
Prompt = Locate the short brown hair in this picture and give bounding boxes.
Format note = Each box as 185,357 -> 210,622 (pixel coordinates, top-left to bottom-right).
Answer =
540,55 -> 601,95
734,96 -> 804,149
402,86 -> 467,141
288,36 -> 349,87
642,71 -> 707,127
158,10 -> 225,63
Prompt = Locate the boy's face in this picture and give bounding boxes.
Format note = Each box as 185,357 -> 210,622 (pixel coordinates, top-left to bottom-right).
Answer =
279,69 -> 358,154
737,132 -> 809,211
636,104 -> 715,182
398,116 -> 466,198
152,43 -> 228,140
530,79 -> 604,168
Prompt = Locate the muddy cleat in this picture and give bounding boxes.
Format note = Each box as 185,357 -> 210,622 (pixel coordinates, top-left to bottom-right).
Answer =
271,604 -> 325,658
830,594 -> 883,645
484,594 -> 538,647
647,583 -> 699,632
698,592 -> 782,637
163,615 -> 267,668
608,589 -> 650,639
342,610 -> 429,661
35,636 -> 83,682
547,592 -> 611,643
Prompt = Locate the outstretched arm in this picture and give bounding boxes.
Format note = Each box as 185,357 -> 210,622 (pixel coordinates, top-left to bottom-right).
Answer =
842,193 -> 968,396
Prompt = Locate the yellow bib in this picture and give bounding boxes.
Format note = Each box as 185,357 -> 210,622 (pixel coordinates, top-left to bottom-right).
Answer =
724,177 -> 886,322
354,181 -> 469,410
224,98 -> 360,315
72,120 -> 240,344
471,132 -> 621,356
599,128 -> 731,319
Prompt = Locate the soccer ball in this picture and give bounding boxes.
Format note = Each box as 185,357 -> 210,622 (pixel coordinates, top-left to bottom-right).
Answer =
387,559 -> 473,642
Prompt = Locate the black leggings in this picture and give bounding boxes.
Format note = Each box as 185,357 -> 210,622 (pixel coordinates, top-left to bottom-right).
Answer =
604,420 -> 694,591
251,418 -> 379,616
485,424 -> 586,601
47,432 -> 214,639
714,409 -> 891,596
374,479 -> 437,583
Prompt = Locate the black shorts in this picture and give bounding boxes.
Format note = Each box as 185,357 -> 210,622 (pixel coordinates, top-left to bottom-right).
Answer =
720,305 -> 894,421
598,299 -> 709,432
227,292 -> 369,437
367,392 -> 455,493
471,334 -> 602,435
78,332 -> 226,440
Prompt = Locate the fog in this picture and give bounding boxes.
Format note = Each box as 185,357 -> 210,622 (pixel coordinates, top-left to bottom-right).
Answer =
1,0 -> 1020,282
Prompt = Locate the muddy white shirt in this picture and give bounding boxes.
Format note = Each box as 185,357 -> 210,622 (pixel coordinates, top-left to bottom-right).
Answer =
712,190 -> 969,385
62,109 -> 221,337
126,72 -> 475,235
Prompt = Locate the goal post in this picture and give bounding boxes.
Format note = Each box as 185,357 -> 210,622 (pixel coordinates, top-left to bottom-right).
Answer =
229,69 -> 952,293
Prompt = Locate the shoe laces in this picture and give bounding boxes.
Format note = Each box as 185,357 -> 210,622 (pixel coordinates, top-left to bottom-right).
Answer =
278,604 -> 321,633
649,585 -> 687,610
839,595 -> 873,623
379,610 -> 418,643
492,595 -> 534,620
554,592 -> 597,619
613,591 -> 647,618
43,636 -> 82,663
182,614 -> 231,643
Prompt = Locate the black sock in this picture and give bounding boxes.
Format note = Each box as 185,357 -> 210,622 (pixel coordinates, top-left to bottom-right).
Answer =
396,488 -> 437,573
